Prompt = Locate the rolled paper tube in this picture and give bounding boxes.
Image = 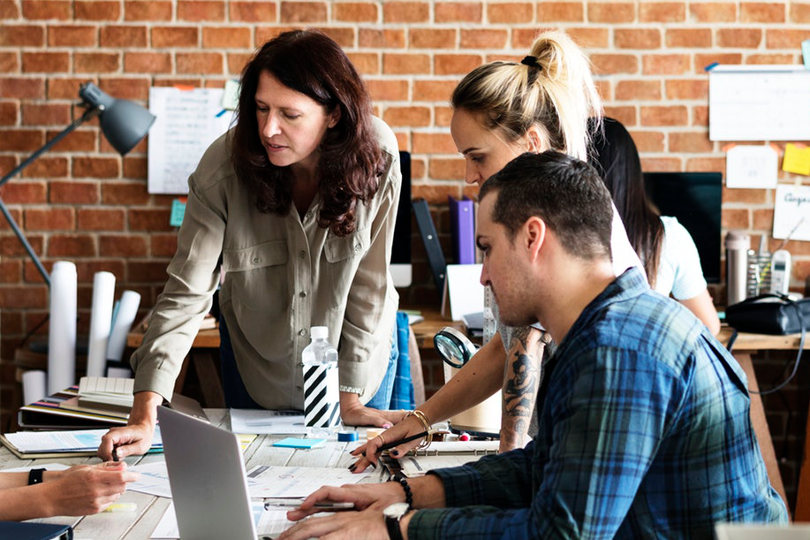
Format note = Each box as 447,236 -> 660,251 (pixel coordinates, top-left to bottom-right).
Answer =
48,261 -> 77,395
86,271 -> 116,377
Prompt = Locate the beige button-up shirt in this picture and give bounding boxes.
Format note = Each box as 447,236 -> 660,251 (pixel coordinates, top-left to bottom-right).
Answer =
131,117 -> 401,409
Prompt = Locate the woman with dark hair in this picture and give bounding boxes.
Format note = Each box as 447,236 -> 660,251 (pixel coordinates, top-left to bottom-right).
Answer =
590,118 -> 721,335
99,30 -> 406,460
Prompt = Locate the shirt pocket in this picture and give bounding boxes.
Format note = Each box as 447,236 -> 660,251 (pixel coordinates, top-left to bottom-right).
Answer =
221,240 -> 289,312
324,226 -> 370,263
222,240 -> 288,272
322,227 -> 371,302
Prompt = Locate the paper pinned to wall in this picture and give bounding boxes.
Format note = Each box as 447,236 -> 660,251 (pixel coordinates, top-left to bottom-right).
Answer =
725,145 -> 778,189
709,65 -> 810,141
773,184 -> 810,241
147,86 -> 236,194
782,143 -> 810,176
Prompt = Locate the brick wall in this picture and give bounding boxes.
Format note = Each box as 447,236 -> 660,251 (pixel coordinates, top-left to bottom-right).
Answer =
1,0 -> 809,509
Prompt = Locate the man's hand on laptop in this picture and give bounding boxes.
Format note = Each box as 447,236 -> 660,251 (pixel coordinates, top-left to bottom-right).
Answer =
98,391 -> 163,460
339,392 -> 409,427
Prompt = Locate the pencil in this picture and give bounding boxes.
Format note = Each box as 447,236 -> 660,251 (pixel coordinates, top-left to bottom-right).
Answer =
377,431 -> 429,452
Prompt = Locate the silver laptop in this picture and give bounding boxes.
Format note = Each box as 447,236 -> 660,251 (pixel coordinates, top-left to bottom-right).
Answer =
158,405 -> 257,540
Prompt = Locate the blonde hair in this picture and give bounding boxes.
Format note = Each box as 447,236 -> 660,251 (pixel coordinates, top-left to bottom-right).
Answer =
451,30 -> 602,161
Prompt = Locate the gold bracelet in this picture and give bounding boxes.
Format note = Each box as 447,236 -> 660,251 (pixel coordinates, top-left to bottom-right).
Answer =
408,410 -> 433,449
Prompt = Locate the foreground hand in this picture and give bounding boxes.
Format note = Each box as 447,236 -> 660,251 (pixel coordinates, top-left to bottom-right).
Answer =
285,482 -> 403,522
350,414 -> 426,473
279,506 -> 388,540
46,462 -> 139,516
98,422 -> 154,461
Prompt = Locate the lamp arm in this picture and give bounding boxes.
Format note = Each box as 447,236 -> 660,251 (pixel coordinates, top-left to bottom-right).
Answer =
0,105 -> 101,189
0,197 -> 50,286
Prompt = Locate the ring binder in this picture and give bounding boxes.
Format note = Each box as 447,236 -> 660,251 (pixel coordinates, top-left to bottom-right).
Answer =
412,198 -> 447,291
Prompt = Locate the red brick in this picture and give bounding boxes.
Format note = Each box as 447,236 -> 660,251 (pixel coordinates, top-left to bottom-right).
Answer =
722,209 -> 750,230
20,103 -> 70,126
125,52 -> 172,73
565,27 -> 609,48
766,30 -> 810,49
22,51 -> 70,73
177,52 -> 224,74
226,53 -> 251,76
359,28 -> 405,48
0,0 -> 20,17
717,28 -> 762,48
460,29 -> 508,49
122,156 -> 147,179
72,157 -> 120,179
383,106 -> 431,127
151,234 -> 178,257
642,54 -> 690,75
0,233 -> 43,256
748,53 -> 794,64
603,106 -> 636,126
0,261 -> 22,283
280,1 -> 326,21
0,78 -> 44,99
0,181 -> 47,203
435,105 -> 453,127
789,2 -> 810,22
694,53 -> 741,72
48,25 -> 96,46
178,0 -> 225,21
413,80 -> 457,101
588,2 -> 634,22
615,28 -> 661,49
0,25 -> 44,46
590,54 -> 639,75
435,1 -> 481,22
538,1 -> 582,21
49,128 -> 96,152
689,2 -> 736,22
50,181 -> 99,204
668,131 -> 713,153
487,2 -> 533,22
152,26 -> 198,48
628,130 -> 665,152
335,2 -> 377,21
75,0 -> 121,20
345,52 -> 378,75
0,52 -> 19,73
383,53 -> 430,75
22,0 -> 70,19
615,80 -> 661,101
723,186 -> 767,204
230,1 -> 277,21
100,25 -> 147,47
428,158 -> 464,180
665,79 -> 708,100
0,102 -> 17,125
413,132 -> 456,154
124,0 -> 172,20
202,27 -> 251,48
97,78 -> 150,101
666,28 -> 712,48
46,78 -> 87,99
640,2 -> 685,22
127,261 -> 169,282
410,28 -> 456,49
74,52 -> 120,73
0,286 -> 47,308
100,235 -> 147,256
435,53 -> 481,75
102,181 -> 150,205
741,2 -> 785,23
641,105 -> 688,126
47,234 -> 96,257
129,209 -> 173,231
25,208 -> 74,230
0,129 -> 44,151
641,157 -> 683,172
384,2 -> 429,22
311,27 -> 355,48
365,79 -> 410,102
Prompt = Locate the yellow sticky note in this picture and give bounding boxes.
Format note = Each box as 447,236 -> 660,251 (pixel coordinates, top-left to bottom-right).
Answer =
781,143 -> 810,176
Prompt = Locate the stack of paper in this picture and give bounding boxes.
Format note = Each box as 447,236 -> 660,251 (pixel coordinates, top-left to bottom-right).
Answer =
0,428 -> 162,459
77,376 -> 135,412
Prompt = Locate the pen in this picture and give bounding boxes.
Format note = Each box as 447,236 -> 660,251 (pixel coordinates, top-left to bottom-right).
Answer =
263,498 -> 354,510
377,431 -> 429,453
112,446 -> 119,462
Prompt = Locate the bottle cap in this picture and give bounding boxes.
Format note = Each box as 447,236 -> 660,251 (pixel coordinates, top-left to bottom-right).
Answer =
310,326 -> 328,340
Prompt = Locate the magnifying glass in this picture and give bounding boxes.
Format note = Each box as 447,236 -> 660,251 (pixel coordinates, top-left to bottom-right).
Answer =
433,327 -> 478,369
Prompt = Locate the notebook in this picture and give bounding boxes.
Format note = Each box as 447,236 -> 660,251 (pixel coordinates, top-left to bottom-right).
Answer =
157,406 -> 258,540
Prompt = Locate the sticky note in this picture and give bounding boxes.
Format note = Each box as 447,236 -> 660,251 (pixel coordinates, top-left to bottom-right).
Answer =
782,143 -> 810,176
170,198 -> 186,227
222,79 -> 241,111
272,437 -> 326,449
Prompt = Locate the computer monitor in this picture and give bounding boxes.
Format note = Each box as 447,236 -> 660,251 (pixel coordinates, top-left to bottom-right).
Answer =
643,171 -> 723,284
390,151 -> 412,287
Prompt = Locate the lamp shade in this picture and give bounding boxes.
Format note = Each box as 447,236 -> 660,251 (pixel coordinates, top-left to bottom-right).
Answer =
78,82 -> 156,155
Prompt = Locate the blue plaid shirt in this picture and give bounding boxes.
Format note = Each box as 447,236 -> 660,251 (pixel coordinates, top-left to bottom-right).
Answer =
409,268 -> 787,539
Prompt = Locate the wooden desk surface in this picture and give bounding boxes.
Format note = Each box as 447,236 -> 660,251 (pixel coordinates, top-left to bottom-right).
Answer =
0,409 -> 387,539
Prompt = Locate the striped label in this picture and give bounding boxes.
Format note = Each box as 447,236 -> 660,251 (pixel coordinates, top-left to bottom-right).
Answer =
303,364 -> 340,429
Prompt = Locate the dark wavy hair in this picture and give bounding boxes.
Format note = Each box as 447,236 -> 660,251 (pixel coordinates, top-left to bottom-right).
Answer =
231,29 -> 383,236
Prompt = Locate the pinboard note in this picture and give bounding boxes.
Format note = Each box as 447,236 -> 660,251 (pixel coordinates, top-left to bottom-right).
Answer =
709,65 -> 810,141
773,184 -> 810,242
725,145 -> 778,189
147,87 -> 236,194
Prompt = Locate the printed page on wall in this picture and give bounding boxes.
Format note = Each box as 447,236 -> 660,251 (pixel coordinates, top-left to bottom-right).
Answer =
772,184 -> 810,241
147,86 -> 236,194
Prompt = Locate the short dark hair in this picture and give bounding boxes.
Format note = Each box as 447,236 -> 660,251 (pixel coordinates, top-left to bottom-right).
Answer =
479,151 -> 613,261
231,29 -> 383,236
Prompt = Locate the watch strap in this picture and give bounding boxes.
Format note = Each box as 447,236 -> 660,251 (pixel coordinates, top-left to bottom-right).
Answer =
385,513 -> 405,540
28,468 -> 46,485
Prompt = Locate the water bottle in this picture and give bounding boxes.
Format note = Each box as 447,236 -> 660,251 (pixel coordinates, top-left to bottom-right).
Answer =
302,326 -> 341,437
725,231 -> 749,306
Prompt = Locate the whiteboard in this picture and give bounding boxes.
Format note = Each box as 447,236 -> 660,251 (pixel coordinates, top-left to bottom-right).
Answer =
147,87 -> 236,194
709,65 -> 810,141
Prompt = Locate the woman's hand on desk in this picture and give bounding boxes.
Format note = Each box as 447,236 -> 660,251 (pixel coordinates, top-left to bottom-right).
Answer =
44,462 -> 139,517
349,414 -> 426,473
98,391 -> 163,460
339,392 -> 409,428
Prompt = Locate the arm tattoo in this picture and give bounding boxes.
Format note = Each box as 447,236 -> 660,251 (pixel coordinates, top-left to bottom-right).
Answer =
500,327 -> 545,449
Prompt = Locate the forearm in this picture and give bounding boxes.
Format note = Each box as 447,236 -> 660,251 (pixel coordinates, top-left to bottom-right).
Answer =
128,391 -> 164,428
0,484 -> 53,520
500,327 -> 545,450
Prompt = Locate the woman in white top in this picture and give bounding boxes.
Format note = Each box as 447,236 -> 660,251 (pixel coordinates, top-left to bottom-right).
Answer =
590,117 -> 721,335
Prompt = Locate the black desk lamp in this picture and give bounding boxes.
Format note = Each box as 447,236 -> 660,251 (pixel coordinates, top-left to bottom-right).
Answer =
0,82 -> 156,286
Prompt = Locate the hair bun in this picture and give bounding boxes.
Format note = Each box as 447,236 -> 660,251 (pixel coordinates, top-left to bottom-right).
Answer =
521,55 -> 541,69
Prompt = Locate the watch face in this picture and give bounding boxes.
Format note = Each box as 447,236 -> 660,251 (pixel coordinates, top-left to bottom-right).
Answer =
383,502 -> 410,519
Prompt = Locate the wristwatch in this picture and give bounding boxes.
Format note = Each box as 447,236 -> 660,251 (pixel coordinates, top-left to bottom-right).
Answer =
383,501 -> 410,540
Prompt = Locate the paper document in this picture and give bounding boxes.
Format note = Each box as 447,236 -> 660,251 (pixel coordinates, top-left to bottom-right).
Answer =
246,465 -> 371,498
1,427 -> 162,454
230,409 -> 306,434
151,501 -> 292,539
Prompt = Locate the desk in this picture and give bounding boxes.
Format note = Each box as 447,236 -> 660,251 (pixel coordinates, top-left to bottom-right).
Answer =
0,409 -> 387,538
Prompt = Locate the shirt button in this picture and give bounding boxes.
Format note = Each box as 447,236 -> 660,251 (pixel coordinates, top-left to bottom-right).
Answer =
299,291 -> 307,298
299,250 -> 306,259
354,244 -> 361,252
296,384 -> 303,390
252,257 -> 260,264
298,329 -> 306,337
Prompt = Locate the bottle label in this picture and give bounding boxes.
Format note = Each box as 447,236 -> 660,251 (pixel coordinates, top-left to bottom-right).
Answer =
303,364 -> 340,429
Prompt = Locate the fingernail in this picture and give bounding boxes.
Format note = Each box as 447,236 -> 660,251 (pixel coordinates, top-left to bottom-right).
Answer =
382,423 -> 392,429
348,464 -> 356,471
361,451 -> 366,457
391,450 -> 399,457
